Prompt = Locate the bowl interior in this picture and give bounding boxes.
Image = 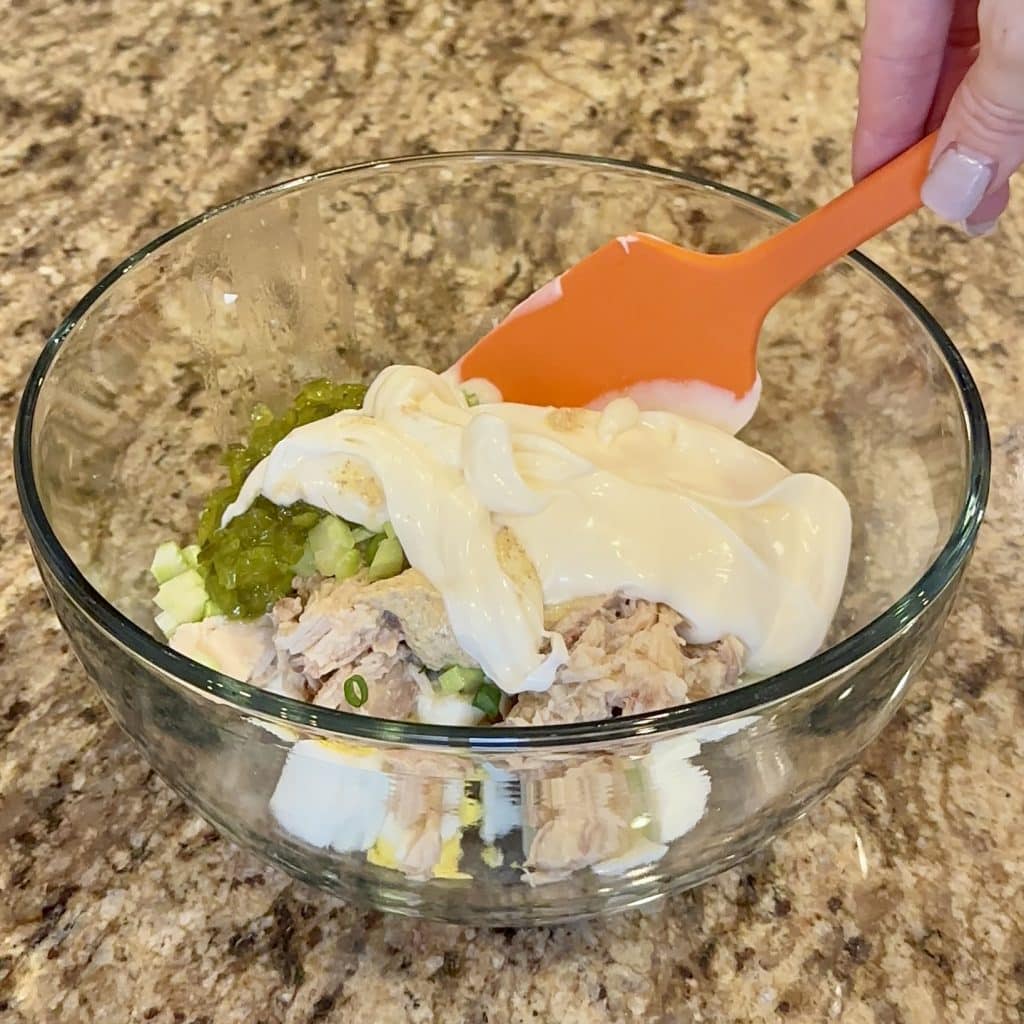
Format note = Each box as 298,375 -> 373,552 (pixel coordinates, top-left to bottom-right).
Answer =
21,153 -> 981,721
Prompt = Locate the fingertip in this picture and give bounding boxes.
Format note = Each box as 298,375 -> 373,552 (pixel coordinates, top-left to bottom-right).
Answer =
963,180 -> 1010,235
961,218 -> 998,237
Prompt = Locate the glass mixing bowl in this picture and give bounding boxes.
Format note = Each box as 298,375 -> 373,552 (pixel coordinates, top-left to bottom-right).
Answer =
15,153 -> 989,925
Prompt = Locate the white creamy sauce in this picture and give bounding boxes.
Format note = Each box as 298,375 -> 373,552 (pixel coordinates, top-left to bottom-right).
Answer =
223,366 -> 851,693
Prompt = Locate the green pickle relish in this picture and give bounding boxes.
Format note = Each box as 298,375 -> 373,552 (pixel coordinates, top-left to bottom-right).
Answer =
194,378 -> 402,619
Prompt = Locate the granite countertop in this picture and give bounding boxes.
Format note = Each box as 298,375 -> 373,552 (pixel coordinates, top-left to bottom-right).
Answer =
1,1 -> 1021,1021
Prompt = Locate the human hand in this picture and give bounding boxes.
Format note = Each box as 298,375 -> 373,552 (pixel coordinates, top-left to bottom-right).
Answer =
853,0 -> 1024,235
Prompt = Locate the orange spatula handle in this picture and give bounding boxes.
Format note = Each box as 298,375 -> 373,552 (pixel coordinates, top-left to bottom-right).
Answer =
738,132 -> 937,309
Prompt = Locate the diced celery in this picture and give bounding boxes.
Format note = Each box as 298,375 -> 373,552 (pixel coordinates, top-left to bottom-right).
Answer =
350,526 -> 375,543
310,514 -> 353,551
309,515 -> 355,576
363,532 -> 383,563
182,545 -> 201,570
154,609 -> 180,639
334,547 -> 362,580
203,599 -> 223,619
150,542 -> 188,584
382,521 -> 396,541
367,536 -> 404,581
154,569 -> 208,624
438,665 -> 485,695
292,542 -> 317,578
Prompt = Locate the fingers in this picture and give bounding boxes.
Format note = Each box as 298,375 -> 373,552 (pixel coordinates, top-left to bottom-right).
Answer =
922,0 -> 1024,224
853,0 -> 955,180
926,0 -> 981,130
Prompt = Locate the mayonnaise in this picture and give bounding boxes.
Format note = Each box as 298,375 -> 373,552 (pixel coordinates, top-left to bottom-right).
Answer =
223,366 -> 851,693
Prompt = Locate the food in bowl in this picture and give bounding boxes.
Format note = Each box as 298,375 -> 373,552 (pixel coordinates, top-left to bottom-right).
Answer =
148,360 -> 852,882
151,363 -> 852,729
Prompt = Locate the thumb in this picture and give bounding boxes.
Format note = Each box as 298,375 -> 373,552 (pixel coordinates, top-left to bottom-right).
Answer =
921,0 -> 1024,229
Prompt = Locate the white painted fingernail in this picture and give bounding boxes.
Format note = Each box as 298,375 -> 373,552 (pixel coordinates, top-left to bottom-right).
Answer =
961,218 -> 999,238
921,145 -> 995,222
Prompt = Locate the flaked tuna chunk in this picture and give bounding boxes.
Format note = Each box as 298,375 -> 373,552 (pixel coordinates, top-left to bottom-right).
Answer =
275,573 -> 389,678
270,573 -> 425,718
360,569 -> 475,670
506,596 -> 745,726
192,567 -> 745,727
313,659 -> 425,720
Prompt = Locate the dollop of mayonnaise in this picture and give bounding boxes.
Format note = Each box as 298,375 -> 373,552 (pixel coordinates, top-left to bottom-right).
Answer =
223,366 -> 851,693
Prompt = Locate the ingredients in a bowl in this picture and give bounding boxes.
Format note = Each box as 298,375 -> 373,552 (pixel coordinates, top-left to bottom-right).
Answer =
152,367 -> 850,883
157,364 -> 851,726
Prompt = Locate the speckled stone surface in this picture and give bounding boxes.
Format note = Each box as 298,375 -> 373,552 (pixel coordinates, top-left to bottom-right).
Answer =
1,1 -> 1022,1021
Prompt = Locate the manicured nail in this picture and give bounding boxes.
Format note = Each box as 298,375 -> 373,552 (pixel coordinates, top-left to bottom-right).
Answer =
921,145 -> 995,222
961,218 -> 999,238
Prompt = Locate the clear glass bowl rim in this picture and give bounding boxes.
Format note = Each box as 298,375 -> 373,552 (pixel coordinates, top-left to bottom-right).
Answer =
13,150 -> 992,751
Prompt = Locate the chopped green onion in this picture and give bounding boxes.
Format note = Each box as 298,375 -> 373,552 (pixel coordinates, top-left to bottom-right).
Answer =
438,665 -> 485,695
344,674 -> 369,708
464,390 -> 480,407
471,681 -> 502,718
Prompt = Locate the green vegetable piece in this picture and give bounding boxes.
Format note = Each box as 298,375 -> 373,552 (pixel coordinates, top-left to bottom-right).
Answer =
197,499 -> 334,617
309,515 -> 355,576
154,569 -> 208,624
289,510 -> 322,531
202,598 -> 223,619
463,390 -> 480,407
154,609 -> 180,639
382,521 -> 396,540
350,526 -> 375,543
438,665 -> 485,695
367,536 -> 405,581
190,377 -> 367,617
363,532 -> 384,564
150,542 -> 188,584
182,545 -> 201,570
337,547 -> 362,579
343,674 -> 368,708
250,402 -> 274,428
471,681 -> 502,719
292,542 -> 318,578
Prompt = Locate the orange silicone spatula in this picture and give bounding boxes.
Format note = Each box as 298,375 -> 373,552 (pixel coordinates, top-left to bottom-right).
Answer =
455,133 -> 937,426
